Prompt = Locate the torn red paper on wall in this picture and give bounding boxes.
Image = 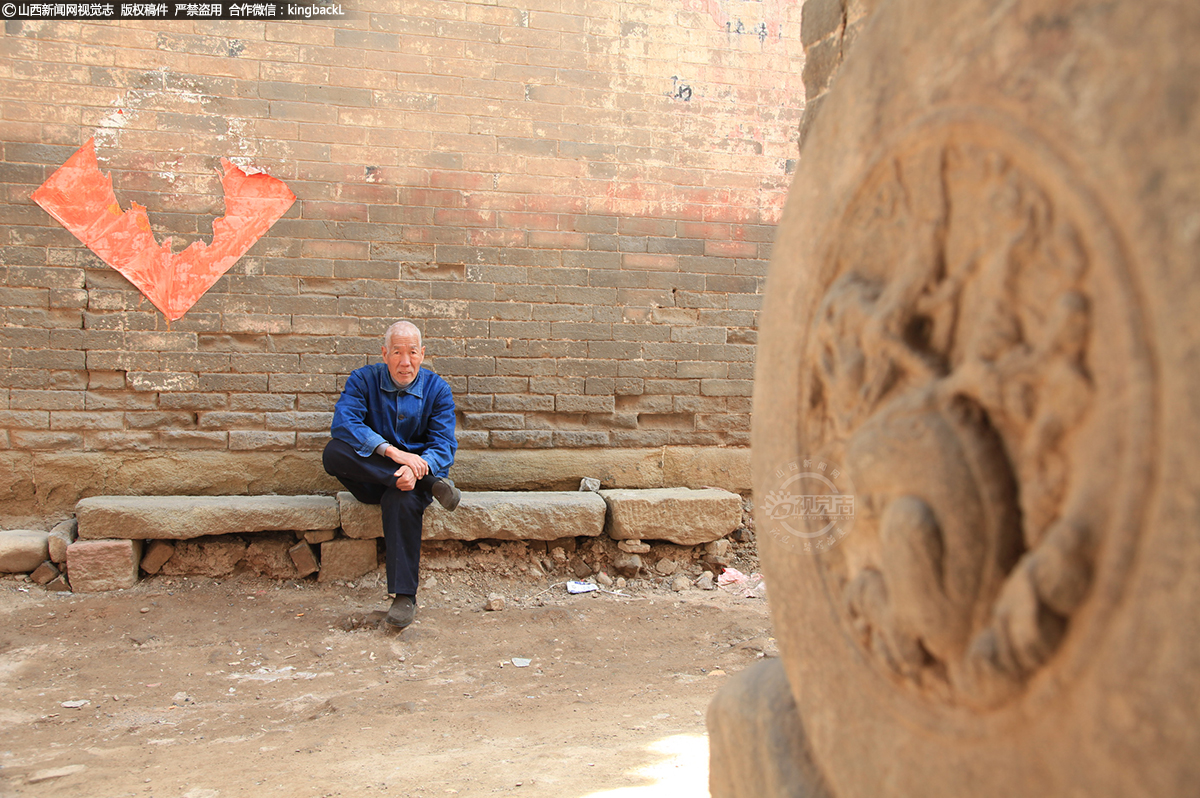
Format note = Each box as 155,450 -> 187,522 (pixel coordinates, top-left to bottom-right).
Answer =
32,138 -> 296,321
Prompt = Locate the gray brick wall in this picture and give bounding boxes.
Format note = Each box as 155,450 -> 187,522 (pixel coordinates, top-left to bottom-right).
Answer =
0,3 -> 806,467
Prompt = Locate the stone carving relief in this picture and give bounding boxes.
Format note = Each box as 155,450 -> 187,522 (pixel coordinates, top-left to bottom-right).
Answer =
802,124 -> 1152,710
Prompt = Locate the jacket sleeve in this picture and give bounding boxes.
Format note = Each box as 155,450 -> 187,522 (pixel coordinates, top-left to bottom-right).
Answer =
330,368 -> 388,457
419,377 -> 458,478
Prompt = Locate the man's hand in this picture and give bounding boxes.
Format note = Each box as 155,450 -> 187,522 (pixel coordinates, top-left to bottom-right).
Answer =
382,445 -> 430,479
394,464 -> 417,491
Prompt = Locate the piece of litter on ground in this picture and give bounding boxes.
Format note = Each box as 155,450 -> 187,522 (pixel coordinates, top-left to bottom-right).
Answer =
60,699 -> 89,708
717,567 -> 747,586
717,567 -> 767,598
566,581 -> 598,594
511,658 -> 532,668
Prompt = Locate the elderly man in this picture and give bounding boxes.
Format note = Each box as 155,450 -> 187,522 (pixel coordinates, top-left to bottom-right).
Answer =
322,320 -> 460,630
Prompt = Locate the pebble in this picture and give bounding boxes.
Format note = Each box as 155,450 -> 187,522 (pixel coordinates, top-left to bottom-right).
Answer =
595,571 -> 613,587
617,539 -> 650,554
670,574 -> 691,592
696,572 -> 716,591
484,593 -> 506,611
612,552 -> 642,578
705,538 -> 732,558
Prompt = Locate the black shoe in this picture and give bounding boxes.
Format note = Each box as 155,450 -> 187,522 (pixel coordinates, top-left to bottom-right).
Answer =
384,595 -> 415,629
431,478 -> 461,511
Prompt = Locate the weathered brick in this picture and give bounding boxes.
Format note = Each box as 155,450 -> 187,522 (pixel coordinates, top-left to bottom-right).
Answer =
230,394 -> 295,412
490,430 -> 553,448
50,411 -> 123,430
10,390 -> 84,411
462,413 -> 525,430
318,538 -> 378,583
159,430 -> 229,448
200,373 -> 270,392
10,430 -> 82,449
553,431 -> 609,447
556,395 -> 615,414
229,431 -> 297,450
66,539 -> 143,592
128,372 -> 200,392
494,395 -> 554,412
266,412 -> 333,431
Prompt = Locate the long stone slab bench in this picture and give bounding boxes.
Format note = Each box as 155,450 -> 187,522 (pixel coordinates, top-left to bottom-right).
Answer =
44,487 -> 746,591
71,488 -> 744,545
76,495 -> 341,540
338,490 -> 608,541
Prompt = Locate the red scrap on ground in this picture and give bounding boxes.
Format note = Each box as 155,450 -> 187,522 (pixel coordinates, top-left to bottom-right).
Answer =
32,138 -> 296,321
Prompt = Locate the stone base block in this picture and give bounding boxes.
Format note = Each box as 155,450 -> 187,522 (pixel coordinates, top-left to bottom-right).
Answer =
304,529 -> 335,544
30,561 -> 60,585
707,659 -> 831,798
318,538 -> 377,583
600,487 -> 743,544
66,539 -> 143,592
289,541 -> 319,578
139,540 -> 175,574
0,529 -> 50,573
75,495 -> 340,540
338,490 -> 608,541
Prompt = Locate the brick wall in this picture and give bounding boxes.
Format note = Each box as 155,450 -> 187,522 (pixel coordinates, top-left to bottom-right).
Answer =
0,1 -> 805,512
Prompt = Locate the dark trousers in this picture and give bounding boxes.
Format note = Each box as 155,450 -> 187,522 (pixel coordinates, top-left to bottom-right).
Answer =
321,438 -> 433,596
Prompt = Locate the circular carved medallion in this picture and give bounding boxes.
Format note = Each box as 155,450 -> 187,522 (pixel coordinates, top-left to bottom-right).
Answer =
800,115 -> 1155,713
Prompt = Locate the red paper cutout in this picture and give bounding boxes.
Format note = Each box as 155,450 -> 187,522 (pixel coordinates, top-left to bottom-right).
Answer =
32,138 -> 296,321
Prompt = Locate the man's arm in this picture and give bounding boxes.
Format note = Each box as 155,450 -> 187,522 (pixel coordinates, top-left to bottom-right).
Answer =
418,377 -> 458,478
378,444 -> 430,479
330,368 -> 389,457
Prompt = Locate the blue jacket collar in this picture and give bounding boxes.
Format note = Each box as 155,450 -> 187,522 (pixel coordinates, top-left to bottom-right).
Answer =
377,364 -> 427,398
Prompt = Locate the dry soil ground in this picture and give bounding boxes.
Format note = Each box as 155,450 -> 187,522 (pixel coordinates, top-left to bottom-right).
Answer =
0,562 -> 774,798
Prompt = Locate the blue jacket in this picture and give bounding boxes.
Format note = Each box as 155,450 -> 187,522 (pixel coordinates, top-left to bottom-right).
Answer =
330,363 -> 458,478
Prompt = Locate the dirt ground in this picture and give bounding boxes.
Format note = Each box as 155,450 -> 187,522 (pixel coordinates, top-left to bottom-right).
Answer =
0,554 -> 775,798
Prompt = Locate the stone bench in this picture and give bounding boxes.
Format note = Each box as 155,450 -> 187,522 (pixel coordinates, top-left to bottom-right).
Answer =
599,487 -> 744,546
30,487 -> 746,592
75,495 -> 341,540
337,490 -> 608,541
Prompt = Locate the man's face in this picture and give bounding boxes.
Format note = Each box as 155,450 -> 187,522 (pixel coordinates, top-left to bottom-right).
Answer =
382,331 -> 425,387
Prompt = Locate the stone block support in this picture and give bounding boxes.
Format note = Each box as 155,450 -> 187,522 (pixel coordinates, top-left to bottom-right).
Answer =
67,539 -> 142,592
600,487 -> 743,545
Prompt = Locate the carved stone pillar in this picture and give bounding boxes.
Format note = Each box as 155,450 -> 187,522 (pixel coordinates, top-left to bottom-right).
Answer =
711,0 -> 1200,795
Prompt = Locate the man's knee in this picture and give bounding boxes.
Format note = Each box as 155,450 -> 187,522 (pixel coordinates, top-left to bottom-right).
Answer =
322,438 -> 356,476
382,484 -> 433,516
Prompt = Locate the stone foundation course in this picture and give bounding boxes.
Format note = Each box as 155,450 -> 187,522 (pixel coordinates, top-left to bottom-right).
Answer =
2,487 -> 752,592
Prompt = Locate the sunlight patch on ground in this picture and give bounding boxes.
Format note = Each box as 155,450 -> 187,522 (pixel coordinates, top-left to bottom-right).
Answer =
579,733 -> 710,798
